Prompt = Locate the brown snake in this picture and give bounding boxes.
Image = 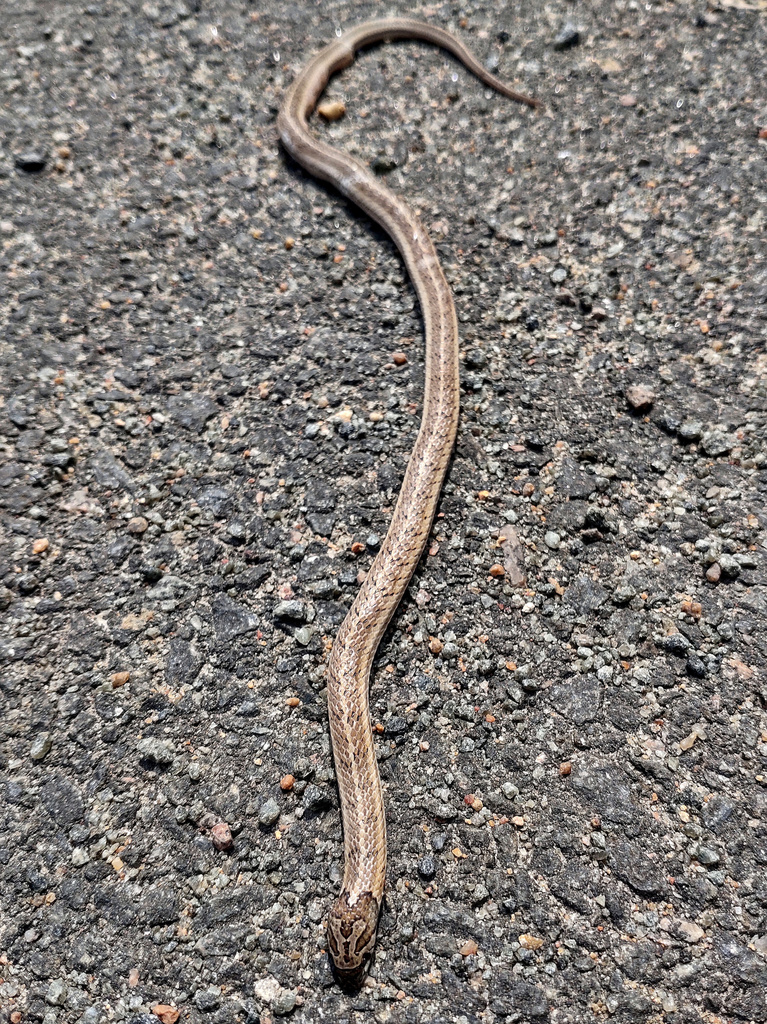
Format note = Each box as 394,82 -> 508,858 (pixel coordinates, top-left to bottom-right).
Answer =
277,18 -> 538,984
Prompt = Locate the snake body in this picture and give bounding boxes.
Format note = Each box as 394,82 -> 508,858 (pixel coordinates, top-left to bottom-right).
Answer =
277,18 -> 538,984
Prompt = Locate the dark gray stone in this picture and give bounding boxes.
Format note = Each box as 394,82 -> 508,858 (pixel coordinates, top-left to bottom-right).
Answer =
40,775 -> 84,827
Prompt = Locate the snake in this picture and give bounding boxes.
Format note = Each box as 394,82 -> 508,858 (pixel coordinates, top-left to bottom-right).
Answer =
277,18 -> 539,985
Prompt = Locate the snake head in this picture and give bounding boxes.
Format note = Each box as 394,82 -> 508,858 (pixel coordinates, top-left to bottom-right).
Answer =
327,889 -> 380,988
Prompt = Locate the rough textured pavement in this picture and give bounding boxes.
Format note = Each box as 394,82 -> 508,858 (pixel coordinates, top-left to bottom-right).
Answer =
1,1 -> 767,1023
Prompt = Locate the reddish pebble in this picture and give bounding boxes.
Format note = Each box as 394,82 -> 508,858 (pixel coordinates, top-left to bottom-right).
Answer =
559,761 -> 572,776
429,636 -> 444,655
351,541 -> 365,554
153,1007 -> 180,1024
706,563 -> 721,583
489,563 -> 505,577
127,516 -> 148,535
522,482 -> 535,497
111,671 -> 130,688
280,774 -> 295,791
392,351 -> 408,365
464,794 -> 475,806
460,939 -> 478,956
286,696 -> 300,707
211,821 -> 233,850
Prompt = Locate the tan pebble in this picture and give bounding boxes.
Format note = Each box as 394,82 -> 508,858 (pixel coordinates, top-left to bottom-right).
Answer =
11,1013 -> 23,1024
511,815 -> 526,827
677,920 -> 705,943
625,384 -> 655,411
316,395 -> 329,409
489,563 -> 505,577
284,237 -> 295,250
392,351 -> 408,365
152,1006 -> 180,1024
127,516 -> 148,535
286,696 -> 301,707
111,671 -> 130,688
280,774 -> 295,791
318,100 -> 346,121
679,731 -> 698,751
32,538 -> 49,554
428,636 -> 444,655
681,599 -> 702,619
559,761 -> 572,776
522,482 -> 535,497
706,563 -> 721,583
419,740 -> 430,751
519,933 -> 544,950
211,821 -> 233,851
460,939 -> 478,956
471,797 -> 483,812
369,410 -> 384,422
112,856 -> 124,871
620,94 -> 637,107
128,968 -> 140,987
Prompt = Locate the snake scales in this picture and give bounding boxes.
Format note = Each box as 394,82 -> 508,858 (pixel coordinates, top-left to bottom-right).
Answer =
277,18 -> 538,984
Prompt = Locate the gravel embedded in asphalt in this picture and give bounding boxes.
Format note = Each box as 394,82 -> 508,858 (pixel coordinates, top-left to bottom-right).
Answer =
1,2 -> 767,1022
